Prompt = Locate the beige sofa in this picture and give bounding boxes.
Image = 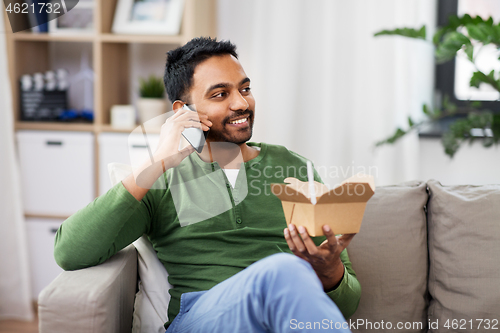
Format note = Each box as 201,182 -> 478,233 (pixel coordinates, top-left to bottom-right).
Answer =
38,180 -> 500,333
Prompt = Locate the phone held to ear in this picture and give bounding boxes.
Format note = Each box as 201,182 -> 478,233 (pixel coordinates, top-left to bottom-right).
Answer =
181,104 -> 209,153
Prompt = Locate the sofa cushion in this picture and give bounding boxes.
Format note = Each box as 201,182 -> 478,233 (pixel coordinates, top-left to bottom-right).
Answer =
427,180 -> 500,332
348,181 -> 429,332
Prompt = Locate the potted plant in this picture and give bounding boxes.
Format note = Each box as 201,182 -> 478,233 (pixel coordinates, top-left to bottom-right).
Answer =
136,75 -> 167,127
374,14 -> 500,157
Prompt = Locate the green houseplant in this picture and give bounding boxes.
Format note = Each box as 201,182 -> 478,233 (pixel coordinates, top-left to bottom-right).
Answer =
374,14 -> 500,157
137,75 -> 167,127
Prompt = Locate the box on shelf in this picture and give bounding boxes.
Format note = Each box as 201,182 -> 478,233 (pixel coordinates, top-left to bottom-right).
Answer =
20,89 -> 68,121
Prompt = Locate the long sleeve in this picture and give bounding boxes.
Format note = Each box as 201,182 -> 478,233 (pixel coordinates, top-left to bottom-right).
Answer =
54,181 -> 162,270
326,249 -> 361,319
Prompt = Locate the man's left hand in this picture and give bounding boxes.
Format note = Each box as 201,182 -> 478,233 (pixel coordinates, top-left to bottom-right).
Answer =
284,224 -> 355,291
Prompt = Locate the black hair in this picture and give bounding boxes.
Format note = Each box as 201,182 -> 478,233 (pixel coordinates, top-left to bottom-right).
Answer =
164,37 -> 238,103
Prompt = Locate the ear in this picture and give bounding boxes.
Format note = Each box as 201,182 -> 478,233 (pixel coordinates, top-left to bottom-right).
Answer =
172,100 -> 185,113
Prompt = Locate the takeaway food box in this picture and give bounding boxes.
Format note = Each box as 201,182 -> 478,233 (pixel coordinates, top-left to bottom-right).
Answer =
271,173 -> 375,236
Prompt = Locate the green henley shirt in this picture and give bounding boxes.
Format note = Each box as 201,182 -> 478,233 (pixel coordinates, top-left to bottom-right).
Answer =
54,142 -> 361,328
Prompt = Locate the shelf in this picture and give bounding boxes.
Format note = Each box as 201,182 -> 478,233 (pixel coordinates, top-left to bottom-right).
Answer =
99,124 -> 160,134
13,32 -> 187,44
99,124 -> 137,133
15,121 -> 95,132
100,33 -> 185,44
12,32 -> 96,42
25,213 -> 70,220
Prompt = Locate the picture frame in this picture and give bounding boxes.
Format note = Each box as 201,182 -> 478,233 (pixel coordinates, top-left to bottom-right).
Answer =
49,0 -> 94,34
112,0 -> 184,35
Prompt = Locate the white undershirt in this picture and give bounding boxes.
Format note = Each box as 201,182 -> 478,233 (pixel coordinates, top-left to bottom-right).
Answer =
223,169 -> 239,188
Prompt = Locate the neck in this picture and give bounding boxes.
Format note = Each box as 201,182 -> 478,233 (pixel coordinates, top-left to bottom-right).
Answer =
197,141 -> 259,168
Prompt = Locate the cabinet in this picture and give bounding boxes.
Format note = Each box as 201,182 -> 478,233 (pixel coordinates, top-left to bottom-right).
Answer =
17,130 -> 95,215
5,0 -> 216,299
26,217 -> 64,299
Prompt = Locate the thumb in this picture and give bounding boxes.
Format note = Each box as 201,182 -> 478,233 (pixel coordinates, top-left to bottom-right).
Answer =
337,233 -> 356,251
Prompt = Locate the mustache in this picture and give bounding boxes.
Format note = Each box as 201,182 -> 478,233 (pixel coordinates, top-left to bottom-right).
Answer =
223,109 -> 254,124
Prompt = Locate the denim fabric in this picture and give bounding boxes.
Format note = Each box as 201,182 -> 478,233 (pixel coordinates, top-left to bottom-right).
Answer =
166,253 -> 351,333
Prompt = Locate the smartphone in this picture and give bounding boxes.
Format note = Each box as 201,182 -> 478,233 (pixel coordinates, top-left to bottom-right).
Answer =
181,104 -> 209,153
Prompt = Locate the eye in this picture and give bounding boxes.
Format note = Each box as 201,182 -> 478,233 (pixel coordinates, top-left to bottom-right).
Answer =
241,86 -> 251,94
212,91 -> 227,98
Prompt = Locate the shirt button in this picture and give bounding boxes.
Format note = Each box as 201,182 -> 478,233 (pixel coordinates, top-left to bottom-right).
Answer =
236,218 -> 242,224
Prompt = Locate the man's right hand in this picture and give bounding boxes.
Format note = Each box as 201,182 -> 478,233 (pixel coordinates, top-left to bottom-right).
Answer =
153,106 -> 212,169
123,107 -> 212,201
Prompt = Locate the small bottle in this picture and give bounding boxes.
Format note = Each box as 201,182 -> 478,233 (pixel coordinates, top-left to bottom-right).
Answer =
21,74 -> 33,91
45,71 -> 57,91
33,73 -> 44,91
56,69 -> 69,91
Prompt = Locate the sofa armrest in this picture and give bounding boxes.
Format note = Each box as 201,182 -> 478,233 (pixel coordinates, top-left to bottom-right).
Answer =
38,245 -> 138,333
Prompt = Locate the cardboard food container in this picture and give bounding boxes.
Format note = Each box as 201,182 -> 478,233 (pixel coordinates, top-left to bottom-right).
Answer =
271,173 -> 375,236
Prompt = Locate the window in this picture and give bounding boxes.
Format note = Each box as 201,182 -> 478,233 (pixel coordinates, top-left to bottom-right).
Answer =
435,0 -> 500,111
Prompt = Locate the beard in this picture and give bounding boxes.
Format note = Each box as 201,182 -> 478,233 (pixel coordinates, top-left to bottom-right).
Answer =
207,109 -> 254,145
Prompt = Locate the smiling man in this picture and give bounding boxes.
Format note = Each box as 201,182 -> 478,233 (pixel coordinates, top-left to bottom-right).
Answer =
54,37 -> 361,333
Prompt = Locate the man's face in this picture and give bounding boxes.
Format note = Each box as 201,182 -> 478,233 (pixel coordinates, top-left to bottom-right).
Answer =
187,54 -> 255,145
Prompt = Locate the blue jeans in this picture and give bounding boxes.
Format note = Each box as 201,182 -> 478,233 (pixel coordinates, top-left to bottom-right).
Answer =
166,253 -> 351,332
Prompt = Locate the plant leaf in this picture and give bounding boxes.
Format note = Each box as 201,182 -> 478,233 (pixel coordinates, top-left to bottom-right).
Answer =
374,25 -> 426,39
470,70 -> 500,92
408,117 -> 415,127
435,31 -> 472,64
375,128 -> 407,147
422,104 -> 431,116
470,71 -> 488,88
492,114 -> 500,144
441,131 -> 460,158
464,43 -> 474,62
466,23 -> 491,43
470,101 -> 482,108
139,75 -> 165,98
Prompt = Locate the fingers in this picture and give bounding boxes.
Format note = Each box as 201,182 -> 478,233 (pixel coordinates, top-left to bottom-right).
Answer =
284,225 -> 305,258
179,120 -> 206,131
297,226 -> 320,255
321,225 -> 356,253
322,225 -> 340,253
175,108 -> 211,122
172,112 -> 212,131
337,233 -> 356,250
284,224 -> 318,258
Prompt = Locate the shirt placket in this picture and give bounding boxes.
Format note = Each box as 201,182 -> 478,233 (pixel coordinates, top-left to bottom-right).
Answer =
213,163 -> 242,227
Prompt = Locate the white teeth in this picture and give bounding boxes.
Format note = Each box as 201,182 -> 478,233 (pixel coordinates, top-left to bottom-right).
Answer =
230,117 -> 247,124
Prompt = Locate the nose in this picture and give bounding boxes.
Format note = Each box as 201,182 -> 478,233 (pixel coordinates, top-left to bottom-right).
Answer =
230,91 -> 249,111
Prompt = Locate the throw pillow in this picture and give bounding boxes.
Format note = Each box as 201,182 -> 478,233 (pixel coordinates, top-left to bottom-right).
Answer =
348,181 -> 429,333
427,180 -> 500,333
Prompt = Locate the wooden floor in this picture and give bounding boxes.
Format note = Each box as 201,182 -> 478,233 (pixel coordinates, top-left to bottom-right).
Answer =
0,311 -> 38,333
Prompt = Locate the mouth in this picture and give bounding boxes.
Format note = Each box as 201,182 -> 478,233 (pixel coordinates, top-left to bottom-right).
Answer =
227,116 -> 250,127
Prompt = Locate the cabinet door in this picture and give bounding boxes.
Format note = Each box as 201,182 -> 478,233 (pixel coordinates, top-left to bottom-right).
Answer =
16,130 -> 94,216
26,218 -> 64,300
98,132 -> 159,196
